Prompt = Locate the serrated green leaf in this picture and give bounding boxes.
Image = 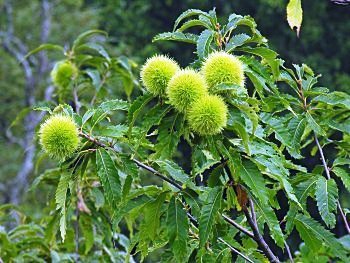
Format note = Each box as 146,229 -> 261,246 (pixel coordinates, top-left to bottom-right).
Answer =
156,160 -> 196,190
254,198 -> 285,248
134,104 -> 171,149
167,197 -> 189,262
286,176 -> 318,233
153,32 -> 198,44
332,167 -> 350,193
122,174 -> 133,199
177,19 -> 210,32
24,44 -> 64,60
96,124 -> 128,138
96,148 -> 121,208
196,29 -> 214,59
199,187 -> 222,248
140,192 -> 166,241
81,109 -> 95,127
289,116 -> 306,158
295,214 -> 347,261
328,119 -> 350,134
55,173 -> 71,211
230,99 -> 259,134
225,14 -> 259,38
99,99 -> 128,112
79,214 -> 94,254
314,91 -> 350,110
225,33 -> 251,52
333,157 -> 350,167
244,67 -> 271,97
153,114 -> 183,159
138,193 -> 167,258
231,122 -> 250,155
237,47 -> 277,60
113,195 -> 152,226
55,172 -> 71,241
305,112 -> 326,137
30,168 -> 61,191
72,29 -> 107,50
315,177 -> 338,228
127,93 -> 153,136
90,187 -> 105,209
236,159 -> 269,205
261,113 -> 292,147
76,42 -> 111,61
173,9 -> 211,31
85,69 -> 101,90
192,138 -> 221,175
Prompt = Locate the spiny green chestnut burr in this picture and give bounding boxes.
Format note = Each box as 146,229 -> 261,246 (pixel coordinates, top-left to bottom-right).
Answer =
51,60 -> 78,88
188,95 -> 228,135
39,115 -> 80,160
167,69 -> 208,113
202,51 -> 245,91
140,55 -> 180,96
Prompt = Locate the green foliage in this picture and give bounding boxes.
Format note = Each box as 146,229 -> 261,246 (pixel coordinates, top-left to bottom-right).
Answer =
2,6 -> 350,263
315,177 -> 338,228
198,187 -> 222,249
166,196 -> 189,262
96,148 -> 122,208
295,214 -> 348,261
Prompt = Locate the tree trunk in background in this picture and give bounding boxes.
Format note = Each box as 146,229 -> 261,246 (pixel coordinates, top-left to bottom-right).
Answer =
1,0 -> 53,205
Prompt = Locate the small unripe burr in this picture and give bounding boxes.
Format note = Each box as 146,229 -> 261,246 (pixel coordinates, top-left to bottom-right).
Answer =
166,69 -> 208,113
202,51 -> 245,92
51,60 -> 78,89
39,115 -> 80,160
140,55 -> 180,96
187,94 -> 228,135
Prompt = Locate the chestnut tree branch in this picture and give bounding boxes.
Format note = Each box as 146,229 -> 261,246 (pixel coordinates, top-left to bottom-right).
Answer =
79,131 -> 255,261
243,199 -> 280,263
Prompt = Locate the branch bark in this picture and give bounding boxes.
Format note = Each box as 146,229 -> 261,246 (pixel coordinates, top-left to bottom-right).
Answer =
243,199 -> 280,263
330,0 -> 350,5
1,0 -> 53,205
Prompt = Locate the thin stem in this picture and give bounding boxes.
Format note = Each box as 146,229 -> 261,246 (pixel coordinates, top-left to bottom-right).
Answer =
132,158 -> 183,190
285,241 -> 294,263
314,133 -> 350,234
221,214 -> 254,238
243,200 -> 280,263
218,237 -> 254,263
314,134 -> 331,180
250,199 -> 257,226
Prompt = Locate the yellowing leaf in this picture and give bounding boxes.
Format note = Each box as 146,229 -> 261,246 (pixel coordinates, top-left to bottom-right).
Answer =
287,0 -> 303,37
